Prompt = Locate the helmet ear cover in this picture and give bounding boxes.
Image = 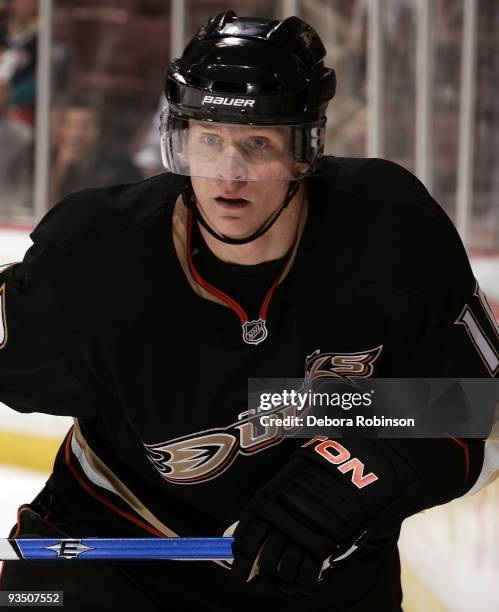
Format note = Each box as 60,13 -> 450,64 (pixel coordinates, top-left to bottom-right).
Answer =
159,109 -> 190,174
292,119 -> 326,165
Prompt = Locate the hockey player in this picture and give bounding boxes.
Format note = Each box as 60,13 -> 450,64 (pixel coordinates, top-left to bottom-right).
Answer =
0,11 -> 498,611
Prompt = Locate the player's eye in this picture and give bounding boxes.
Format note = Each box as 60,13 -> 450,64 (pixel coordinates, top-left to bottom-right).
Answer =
248,137 -> 268,150
202,134 -> 221,146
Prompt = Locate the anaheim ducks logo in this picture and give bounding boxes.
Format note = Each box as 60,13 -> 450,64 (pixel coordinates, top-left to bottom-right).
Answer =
145,346 -> 383,485
144,401 -> 304,485
145,433 -> 239,484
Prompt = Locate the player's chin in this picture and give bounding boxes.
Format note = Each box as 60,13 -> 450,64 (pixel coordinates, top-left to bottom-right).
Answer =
213,220 -> 260,240
203,209 -> 257,236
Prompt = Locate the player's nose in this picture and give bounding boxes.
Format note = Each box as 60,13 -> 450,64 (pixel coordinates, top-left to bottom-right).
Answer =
216,146 -> 248,182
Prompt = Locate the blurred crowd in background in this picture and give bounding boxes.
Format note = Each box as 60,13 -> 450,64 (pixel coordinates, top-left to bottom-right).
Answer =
0,0 -> 497,251
0,0 -> 37,216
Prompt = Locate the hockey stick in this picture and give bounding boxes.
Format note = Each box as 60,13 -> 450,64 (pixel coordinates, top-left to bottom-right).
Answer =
0,537 -> 234,561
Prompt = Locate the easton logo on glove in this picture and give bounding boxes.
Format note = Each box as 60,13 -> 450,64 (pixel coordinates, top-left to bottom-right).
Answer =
302,436 -> 379,489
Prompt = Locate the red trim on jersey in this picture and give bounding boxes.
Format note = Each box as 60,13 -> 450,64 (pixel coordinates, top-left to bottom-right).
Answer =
445,434 -> 470,482
259,266 -> 283,320
63,430 -> 166,538
186,209 -> 296,326
187,210 -> 247,323
241,436 -> 282,453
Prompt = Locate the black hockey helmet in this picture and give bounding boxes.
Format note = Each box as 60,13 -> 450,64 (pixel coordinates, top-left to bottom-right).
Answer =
160,12 -> 336,181
165,11 -> 335,125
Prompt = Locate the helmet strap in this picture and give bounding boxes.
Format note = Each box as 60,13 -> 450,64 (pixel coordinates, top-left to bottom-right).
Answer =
181,180 -> 300,246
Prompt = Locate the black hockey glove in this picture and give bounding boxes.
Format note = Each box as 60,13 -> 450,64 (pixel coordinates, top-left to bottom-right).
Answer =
230,435 -> 478,596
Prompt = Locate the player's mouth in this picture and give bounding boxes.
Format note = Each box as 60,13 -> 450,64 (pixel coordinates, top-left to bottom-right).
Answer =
215,196 -> 250,209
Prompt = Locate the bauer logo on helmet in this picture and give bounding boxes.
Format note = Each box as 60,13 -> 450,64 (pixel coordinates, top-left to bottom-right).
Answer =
202,96 -> 255,107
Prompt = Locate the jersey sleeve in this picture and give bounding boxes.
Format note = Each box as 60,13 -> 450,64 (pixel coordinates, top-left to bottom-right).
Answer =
374,161 -> 497,504
0,175 -> 177,418
314,159 -> 496,525
0,233 -> 109,419
399,216 -> 498,379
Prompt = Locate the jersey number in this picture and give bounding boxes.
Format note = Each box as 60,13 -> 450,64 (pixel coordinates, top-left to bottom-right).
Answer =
456,282 -> 499,376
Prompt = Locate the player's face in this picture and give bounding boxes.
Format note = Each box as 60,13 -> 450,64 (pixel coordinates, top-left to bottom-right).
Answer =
187,122 -> 304,239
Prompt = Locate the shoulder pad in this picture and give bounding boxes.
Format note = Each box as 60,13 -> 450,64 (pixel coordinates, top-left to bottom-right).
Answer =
317,156 -> 430,202
31,173 -> 187,256
309,156 -> 474,302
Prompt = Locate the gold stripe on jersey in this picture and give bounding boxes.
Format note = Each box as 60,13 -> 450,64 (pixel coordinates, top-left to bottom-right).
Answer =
172,196 -> 223,306
72,420 -> 232,568
72,419 -> 179,538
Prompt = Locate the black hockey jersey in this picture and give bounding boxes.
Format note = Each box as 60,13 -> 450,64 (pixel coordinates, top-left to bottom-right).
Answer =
0,157 -> 497,608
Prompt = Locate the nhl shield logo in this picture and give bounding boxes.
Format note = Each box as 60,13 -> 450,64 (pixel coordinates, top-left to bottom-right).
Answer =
242,319 -> 268,345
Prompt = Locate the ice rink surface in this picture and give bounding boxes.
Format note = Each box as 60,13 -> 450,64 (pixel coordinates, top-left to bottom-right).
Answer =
0,466 -> 48,534
0,466 -> 49,576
